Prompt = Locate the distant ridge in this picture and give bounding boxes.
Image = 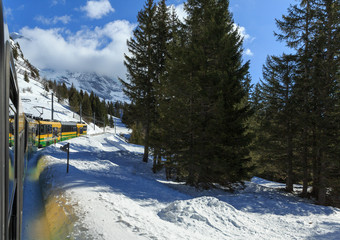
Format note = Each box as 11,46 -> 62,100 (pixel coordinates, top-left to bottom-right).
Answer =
41,69 -> 128,103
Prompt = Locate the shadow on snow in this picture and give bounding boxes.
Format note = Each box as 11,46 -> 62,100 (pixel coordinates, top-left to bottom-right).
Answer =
42,135 -> 338,218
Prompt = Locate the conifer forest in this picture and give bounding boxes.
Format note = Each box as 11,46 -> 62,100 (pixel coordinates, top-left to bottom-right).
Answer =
119,0 -> 339,207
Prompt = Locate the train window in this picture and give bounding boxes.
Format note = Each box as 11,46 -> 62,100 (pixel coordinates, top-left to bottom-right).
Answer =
48,125 -> 52,134
80,127 -> 84,134
40,125 -> 45,135
8,99 -> 16,213
52,127 -> 60,137
62,124 -> 78,132
84,126 -> 87,131
32,125 -> 37,145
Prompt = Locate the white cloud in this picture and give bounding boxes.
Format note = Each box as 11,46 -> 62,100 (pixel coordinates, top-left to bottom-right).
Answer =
170,3 -> 187,22
35,15 -> 71,25
81,0 -> 115,19
244,48 -> 254,56
18,20 -> 135,79
233,24 -> 254,42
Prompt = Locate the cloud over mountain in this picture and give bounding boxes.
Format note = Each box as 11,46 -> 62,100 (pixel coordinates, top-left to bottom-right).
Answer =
17,20 -> 135,79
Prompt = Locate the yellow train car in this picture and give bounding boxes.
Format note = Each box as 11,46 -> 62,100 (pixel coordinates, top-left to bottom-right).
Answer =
77,123 -> 87,137
26,117 -> 38,154
61,122 -> 77,141
37,120 -> 61,147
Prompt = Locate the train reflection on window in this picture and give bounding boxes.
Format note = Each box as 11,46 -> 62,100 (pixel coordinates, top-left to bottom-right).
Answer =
8,99 -> 16,212
53,127 -> 60,137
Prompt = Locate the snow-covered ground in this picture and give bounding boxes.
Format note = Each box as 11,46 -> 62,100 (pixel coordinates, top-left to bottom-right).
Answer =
22,120 -> 340,240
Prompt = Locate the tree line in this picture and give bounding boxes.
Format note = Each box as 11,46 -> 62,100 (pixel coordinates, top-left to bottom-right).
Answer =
44,79 -> 125,128
121,0 -> 339,206
252,0 -> 339,206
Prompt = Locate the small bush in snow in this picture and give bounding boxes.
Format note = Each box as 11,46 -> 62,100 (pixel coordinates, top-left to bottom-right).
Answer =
24,71 -> 29,83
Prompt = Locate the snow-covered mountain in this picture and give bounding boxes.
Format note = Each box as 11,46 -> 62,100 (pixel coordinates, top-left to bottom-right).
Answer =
11,32 -> 128,103
41,69 -> 128,103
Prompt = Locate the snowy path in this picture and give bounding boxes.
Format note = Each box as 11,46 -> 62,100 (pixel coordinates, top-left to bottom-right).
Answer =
24,130 -> 340,239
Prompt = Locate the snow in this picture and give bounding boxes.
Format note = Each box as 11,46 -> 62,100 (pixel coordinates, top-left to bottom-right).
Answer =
21,123 -> 340,240
41,69 -> 128,103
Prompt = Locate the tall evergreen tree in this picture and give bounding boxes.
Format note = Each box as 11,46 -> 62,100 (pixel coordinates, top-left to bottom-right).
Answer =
69,84 -> 80,113
276,0 -> 317,196
308,0 -> 340,204
263,0 -> 340,204
150,0 -> 173,171
120,0 -> 157,163
161,0 -> 252,187
82,92 -> 92,118
255,54 -> 297,192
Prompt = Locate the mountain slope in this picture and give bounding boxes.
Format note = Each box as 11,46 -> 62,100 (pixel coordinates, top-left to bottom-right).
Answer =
41,69 -> 128,103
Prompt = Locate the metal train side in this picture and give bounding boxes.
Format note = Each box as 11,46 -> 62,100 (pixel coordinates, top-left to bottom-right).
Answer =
0,0 -> 25,237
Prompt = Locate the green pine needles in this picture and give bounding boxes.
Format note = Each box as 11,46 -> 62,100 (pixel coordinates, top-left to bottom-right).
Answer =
121,0 -> 253,188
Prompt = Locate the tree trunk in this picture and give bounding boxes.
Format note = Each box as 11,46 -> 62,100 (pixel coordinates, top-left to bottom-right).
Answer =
301,0 -> 311,198
312,130 -> 319,198
143,120 -> 150,163
286,132 -> 293,192
302,129 -> 309,196
318,151 -> 326,205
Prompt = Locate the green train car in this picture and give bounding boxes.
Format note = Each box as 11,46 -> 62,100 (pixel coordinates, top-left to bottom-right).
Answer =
35,121 -> 88,147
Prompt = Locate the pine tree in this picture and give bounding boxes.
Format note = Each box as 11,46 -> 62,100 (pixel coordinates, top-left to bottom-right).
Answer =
109,115 -> 114,128
82,92 -> 92,118
150,0 -> 172,171
271,0 -> 340,204
12,46 -> 18,60
160,0 -> 252,187
120,0 -> 158,163
255,54 -> 298,191
24,71 -> 29,83
276,0 -> 317,197
308,0 -> 340,204
68,84 -> 80,112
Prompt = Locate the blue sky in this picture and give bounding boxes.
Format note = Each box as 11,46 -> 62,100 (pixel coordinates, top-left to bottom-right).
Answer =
4,0 -> 296,83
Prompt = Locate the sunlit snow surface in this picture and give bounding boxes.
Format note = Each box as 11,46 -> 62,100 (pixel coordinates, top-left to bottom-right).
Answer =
28,127 -> 340,240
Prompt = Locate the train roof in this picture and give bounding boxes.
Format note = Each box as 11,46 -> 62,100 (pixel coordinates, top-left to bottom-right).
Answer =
60,121 -> 78,126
